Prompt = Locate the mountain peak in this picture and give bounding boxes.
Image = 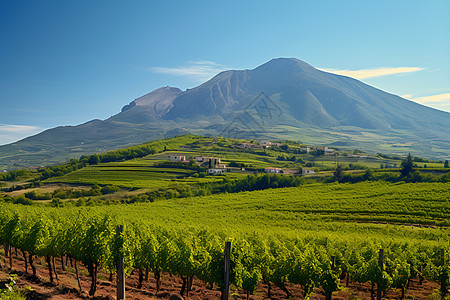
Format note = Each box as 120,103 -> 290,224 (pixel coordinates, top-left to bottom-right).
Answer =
267,57 -> 304,63
115,86 -> 182,121
254,57 -> 316,73
134,86 -> 182,106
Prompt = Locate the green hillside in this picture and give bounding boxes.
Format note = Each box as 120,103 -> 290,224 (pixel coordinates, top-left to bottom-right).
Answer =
1,135 -> 448,206
1,135 -> 449,298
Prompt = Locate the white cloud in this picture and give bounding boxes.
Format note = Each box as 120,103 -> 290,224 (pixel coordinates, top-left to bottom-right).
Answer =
0,124 -> 39,133
319,67 -> 424,79
412,93 -> 450,104
151,61 -> 229,82
149,62 -> 424,82
0,124 -> 41,145
407,93 -> 450,113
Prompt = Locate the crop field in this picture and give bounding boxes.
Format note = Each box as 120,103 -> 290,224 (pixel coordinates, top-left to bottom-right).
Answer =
3,181 -> 449,254
53,165 -> 189,187
50,155 -> 248,189
1,134 -> 449,299
110,181 -> 450,242
51,164 -> 217,189
46,144 -> 289,189
1,181 -> 449,299
26,180 -> 449,244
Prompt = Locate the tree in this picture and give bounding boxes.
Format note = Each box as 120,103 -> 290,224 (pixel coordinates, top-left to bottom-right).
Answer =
334,165 -> 343,182
312,149 -> 325,156
88,154 -> 100,165
400,153 -> 413,177
445,160 -> 449,168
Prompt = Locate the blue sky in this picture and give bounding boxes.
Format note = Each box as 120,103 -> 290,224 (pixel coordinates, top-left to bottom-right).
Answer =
1,0 -> 449,145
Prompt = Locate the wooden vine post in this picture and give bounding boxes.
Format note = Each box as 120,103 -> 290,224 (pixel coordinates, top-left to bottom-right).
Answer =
3,244 -> 9,269
325,256 -> 337,300
116,225 -> 125,300
377,249 -> 384,300
222,241 -> 231,300
441,249 -> 447,297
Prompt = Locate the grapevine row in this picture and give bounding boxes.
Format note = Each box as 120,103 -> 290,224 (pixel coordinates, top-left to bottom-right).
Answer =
0,204 -> 448,299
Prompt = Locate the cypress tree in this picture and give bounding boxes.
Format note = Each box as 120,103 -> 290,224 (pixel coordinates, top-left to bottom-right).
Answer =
400,153 -> 414,177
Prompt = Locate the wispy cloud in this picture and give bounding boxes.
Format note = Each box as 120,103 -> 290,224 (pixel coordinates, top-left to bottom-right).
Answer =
404,93 -> 450,113
319,67 -> 424,79
0,124 -> 41,145
151,61 -> 229,82
0,124 -> 39,133
411,93 -> 450,104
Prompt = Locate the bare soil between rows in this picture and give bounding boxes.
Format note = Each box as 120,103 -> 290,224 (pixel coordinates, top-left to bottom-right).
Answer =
0,250 -> 442,299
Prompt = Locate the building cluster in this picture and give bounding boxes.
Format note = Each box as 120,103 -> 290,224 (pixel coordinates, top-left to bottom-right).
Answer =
195,156 -> 227,175
168,155 -> 189,162
259,140 -> 282,148
167,151 -> 319,176
167,140 -> 327,176
263,167 -> 315,175
237,140 -> 283,149
324,146 -> 334,154
168,154 -> 226,175
264,167 -> 282,173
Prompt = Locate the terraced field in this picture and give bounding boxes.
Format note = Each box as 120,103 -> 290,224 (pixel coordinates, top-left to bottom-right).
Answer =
50,154 -> 247,189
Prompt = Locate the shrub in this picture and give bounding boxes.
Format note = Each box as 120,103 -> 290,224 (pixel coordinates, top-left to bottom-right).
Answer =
100,185 -> 121,195
13,196 -> 33,205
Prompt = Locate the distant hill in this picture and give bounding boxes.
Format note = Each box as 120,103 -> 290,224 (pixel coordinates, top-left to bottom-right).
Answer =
1,58 -> 449,169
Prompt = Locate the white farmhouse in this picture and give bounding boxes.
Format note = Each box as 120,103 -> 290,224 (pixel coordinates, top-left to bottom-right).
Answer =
169,155 -> 186,162
260,141 -> 282,148
265,167 -> 282,173
302,169 -> 315,174
207,168 -> 227,175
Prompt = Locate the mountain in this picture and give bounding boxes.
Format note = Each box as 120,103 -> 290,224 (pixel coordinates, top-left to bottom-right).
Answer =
165,58 -> 448,131
111,86 -> 182,123
1,58 -> 449,169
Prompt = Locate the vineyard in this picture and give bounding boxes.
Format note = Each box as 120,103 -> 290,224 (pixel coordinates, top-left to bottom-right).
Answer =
1,182 -> 449,299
